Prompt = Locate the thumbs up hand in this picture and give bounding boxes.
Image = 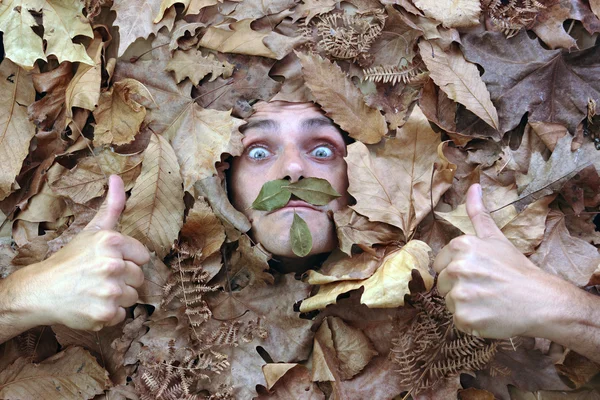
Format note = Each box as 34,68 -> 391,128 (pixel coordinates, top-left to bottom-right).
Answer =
433,184 -> 566,339
18,175 -> 150,331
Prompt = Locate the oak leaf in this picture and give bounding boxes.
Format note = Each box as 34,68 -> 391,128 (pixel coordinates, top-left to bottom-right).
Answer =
413,0 -> 480,27
345,106 -> 456,237
419,40 -> 499,131
121,132 -> 185,259
93,79 -> 150,147
0,346 -> 111,399
300,240 -> 433,312
298,52 -> 387,145
199,20 -> 282,59
0,59 -> 36,201
461,30 -> 600,135
165,49 -> 234,85
163,104 -> 244,190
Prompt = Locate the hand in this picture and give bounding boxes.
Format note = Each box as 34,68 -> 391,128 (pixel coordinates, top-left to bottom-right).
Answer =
433,184 -> 570,339
21,175 -> 150,331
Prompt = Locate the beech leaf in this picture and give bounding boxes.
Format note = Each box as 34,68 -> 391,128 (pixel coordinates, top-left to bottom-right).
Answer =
291,212 -> 313,257
252,179 -> 292,211
121,132 -> 185,259
297,52 -> 387,144
284,178 -> 342,206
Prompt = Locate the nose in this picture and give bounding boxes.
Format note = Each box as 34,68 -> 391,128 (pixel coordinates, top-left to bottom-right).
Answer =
277,144 -> 305,183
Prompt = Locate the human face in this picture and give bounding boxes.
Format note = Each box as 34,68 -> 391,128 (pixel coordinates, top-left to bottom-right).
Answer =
230,101 -> 350,258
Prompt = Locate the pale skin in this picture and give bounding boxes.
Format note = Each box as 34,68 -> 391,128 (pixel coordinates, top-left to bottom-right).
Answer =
0,175 -> 149,344
1,102 -> 599,365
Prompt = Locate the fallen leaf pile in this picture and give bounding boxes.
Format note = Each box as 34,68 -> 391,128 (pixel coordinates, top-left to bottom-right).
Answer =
1,0 -> 600,399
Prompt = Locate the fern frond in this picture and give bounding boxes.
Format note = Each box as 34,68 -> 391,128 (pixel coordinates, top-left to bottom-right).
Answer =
363,62 -> 424,85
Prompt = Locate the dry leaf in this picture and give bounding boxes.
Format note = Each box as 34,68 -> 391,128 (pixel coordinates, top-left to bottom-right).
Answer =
121,132 -> 185,259
200,20 -> 281,59
413,0 -> 480,28
258,364 -> 325,399
179,197 -> 226,260
165,49 -> 234,85
28,61 -> 72,133
298,52 -> 387,144
0,0 -> 46,68
346,106 -> 456,237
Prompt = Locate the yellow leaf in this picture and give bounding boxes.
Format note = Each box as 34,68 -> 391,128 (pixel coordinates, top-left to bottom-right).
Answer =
345,106 -> 456,237
300,240 -> 433,312
199,19 -> 280,59
419,40 -> 499,130
121,133 -> 185,259
0,0 -> 46,69
154,0 -> 190,23
297,52 -> 387,145
93,79 -> 149,147
164,103 -> 244,190
165,49 -> 234,85
0,59 -> 36,200
65,33 -> 104,118
262,363 -> 297,390
413,0 -> 480,28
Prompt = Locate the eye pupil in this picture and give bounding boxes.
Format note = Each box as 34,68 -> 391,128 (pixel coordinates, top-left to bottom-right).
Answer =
248,147 -> 269,160
313,146 -> 332,158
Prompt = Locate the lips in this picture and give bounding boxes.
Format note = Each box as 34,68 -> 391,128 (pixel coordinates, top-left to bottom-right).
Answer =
268,200 -> 320,214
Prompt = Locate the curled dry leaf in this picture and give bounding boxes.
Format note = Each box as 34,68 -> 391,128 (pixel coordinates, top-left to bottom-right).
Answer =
413,0 -> 480,28
298,52 -> 387,145
300,240 -> 433,312
28,61 -> 72,133
0,346 -> 111,400
0,59 -> 36,201
121,132 -> 185,259
304,249 -> 384,284
200,20 -> 283,59
258,364 -> 325,399
179,196 -> 226,260
346,106 -> 456,237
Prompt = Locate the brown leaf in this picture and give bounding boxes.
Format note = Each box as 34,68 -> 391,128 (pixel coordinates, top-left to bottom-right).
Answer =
364,79 -> 422,131
413,0 -> 480,27
257,364 -> 325,399
419,41 -> 499,131
290,0 -> 336,23
229,0 -> 297,21
555,350 -> 600,389
111,0 -> 176,57
461,30 -> 600,135
65,33 -> 103,117
121,132 -> 185,259
0,346 -> 111,399
529,121 -> 569,152
334,207 -> 403,256
229,235 -> 274,286
304,249 -> 384,284
419,78 -> 457,135
28,61 -> 72,133
0,59 -> 36,201
346,106 -> 456,237
300,240 -> 433,312
270,52 -> 314,103
137,253 -> 172,308
298,52 -> 388,145
163,104 -> 244,190
368,6 -> 422,66
530,210 -> 600,287
165,49 -> 234,85
180,196 -> 225,260
93,79 -> 150,147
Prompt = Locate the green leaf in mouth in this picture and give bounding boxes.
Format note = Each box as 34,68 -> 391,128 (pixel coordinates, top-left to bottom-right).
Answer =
290,212 -> 313,257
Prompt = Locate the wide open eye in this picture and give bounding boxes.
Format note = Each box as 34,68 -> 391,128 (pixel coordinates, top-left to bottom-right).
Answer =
248,147 -> 271,160
311,145 -> 334,158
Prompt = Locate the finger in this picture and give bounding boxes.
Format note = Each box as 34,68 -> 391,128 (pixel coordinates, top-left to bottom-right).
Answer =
85,175 -> 126,231
118,286 -> 139,308
106,306 -> 126,327
117,235 -> 150,265
433,244 -> 454,274
123,261 -> 145,288
466,184 -> 506,240
436,268 -> 455,297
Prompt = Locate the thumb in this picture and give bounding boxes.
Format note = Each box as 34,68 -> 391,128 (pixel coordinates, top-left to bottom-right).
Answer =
466,184 -> 505,240
85,175 -> 126,231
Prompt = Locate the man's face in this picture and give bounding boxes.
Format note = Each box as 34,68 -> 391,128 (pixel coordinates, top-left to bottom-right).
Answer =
230,101 -> 350,258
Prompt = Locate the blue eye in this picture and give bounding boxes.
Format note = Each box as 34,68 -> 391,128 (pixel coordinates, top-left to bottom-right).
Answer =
311,146 -> 333,158
248,147 -> 271,160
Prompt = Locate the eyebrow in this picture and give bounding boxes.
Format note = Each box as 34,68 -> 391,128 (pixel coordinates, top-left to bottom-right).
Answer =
241,116 -> 337,134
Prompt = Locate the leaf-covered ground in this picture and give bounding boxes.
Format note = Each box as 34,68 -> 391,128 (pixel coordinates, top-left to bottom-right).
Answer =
1,0 -> 600,399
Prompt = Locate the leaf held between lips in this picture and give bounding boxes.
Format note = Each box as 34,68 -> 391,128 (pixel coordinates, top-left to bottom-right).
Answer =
285,177 -> 341,206
291,212 -> 313,257
252,179 -> 292,211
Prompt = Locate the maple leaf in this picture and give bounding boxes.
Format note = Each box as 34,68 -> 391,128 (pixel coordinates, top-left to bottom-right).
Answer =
419,40 -> 499,132
530,210 -> 600,287
65,34 -> 103,118
163,104 -> 244,191
121,132 -> 185,259
413,0 -> 480,27
0,0 -> 46,69
0,346 -> 111,399
0,59 -> 36,201
300,240 -> 433,312
460,30 -> 600,135
93,79 -> 150,147
165,49 -> 234,85
28,61 -> 73,133
298,52 -> 387,144
345,106 -> 456,236
111,0 -> 176,57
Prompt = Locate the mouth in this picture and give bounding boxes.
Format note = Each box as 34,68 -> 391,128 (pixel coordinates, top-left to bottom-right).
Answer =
268,200 -> 321,214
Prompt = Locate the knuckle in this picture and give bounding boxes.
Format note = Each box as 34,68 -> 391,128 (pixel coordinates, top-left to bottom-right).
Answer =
102,259 -> 125,275
99,230 -> 123,247
446,261 -> 467,278
92,306 -> 117,323
100,283 -> 123,298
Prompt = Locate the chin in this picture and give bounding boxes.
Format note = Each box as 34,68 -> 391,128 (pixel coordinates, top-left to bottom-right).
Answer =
252,208 -> 337,259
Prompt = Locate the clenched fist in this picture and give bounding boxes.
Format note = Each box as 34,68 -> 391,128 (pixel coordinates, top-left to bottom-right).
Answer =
5,175 -> 149,334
